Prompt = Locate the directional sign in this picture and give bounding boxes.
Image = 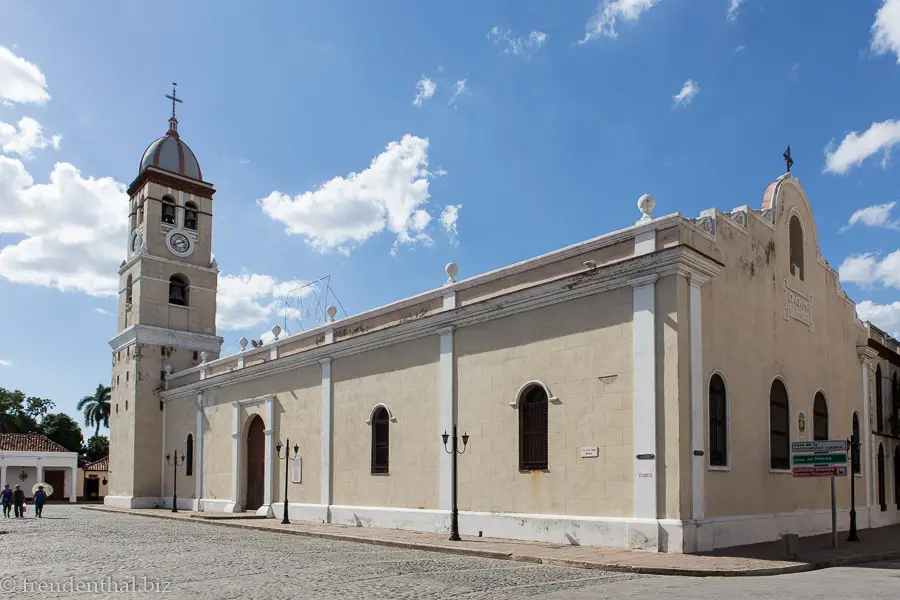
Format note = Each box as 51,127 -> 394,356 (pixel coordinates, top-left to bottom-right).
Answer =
792,453 -> 848,465
791,440 -> 849,477
792,465 -> 848,477
792,441 -> 849,454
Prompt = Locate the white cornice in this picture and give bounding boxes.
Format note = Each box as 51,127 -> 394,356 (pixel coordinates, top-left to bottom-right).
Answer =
109,324 -> 223,353
161,245 -> 723,401
119,251 -> 219,276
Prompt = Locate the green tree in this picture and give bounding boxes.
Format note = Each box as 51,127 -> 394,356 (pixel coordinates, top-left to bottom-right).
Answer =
84,435 -> 109,463
76,384 -> 111,437
0,387 -> 52,433
39,413 -> 84,453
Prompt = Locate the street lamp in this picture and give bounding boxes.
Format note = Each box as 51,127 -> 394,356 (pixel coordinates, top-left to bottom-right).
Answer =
165,449 -> 185,513
442,425 -> 469,542
276,439 -> 300,525
847,435 -> 860,542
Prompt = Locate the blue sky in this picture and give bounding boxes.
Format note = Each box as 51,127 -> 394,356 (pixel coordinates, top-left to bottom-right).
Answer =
1,0 -> 899,439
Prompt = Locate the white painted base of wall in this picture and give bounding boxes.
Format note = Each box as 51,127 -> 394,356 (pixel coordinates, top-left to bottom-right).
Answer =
159,496 -> 196,511
222,501 -> 243,513
256,504 -> 275,518
287,503 -> 329,523
104,496 -> 160,509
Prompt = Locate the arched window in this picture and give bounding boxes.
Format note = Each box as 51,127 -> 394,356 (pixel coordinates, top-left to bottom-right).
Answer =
125,274 -> 133,306
161,196 -> 176,225
852,412 -> 861,474
875,364 -> 883,432
708,374 -> 728,467
894,446 -> 900,508
519,385 -> 549,471
137,195 -> 144,225
789,215 -> 804,280
186,433 -> 194,476
371,406 -> 389,474
813,392 -> 828,441
769,379 -> 790,470
168,274 -> 189,306
877,443 -> 886,511
184,201 -> 198,231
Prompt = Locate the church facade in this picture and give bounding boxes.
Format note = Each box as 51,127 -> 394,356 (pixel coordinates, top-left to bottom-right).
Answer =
106,111 -> 900,553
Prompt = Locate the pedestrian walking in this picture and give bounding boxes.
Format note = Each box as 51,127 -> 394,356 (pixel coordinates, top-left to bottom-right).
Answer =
12,485 -> 25,518
0,484 -> 11,518
33,485 -> 48,518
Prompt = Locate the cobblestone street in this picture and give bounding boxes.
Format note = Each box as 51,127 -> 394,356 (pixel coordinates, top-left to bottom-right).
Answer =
0,506 -> 898,599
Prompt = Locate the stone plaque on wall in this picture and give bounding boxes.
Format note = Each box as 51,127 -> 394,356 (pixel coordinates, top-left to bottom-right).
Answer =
783,279 -> 813,331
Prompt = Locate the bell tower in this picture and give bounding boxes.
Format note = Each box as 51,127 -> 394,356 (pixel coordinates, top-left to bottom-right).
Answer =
105,85 -> 223,508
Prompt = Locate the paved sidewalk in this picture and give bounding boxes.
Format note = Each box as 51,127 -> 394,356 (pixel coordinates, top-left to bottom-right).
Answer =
84,506 -> 900,577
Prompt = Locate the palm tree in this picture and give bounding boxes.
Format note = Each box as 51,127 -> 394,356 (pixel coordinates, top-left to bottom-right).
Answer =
77,384 -> 111,437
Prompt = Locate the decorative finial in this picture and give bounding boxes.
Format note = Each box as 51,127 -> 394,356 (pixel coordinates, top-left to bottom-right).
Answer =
239,337 -> 248,351
445,262 -> 459,284
272,325 -> 282,340
783,145 -> 793,174
637,193 -> 655,222
327,306 -> 337,322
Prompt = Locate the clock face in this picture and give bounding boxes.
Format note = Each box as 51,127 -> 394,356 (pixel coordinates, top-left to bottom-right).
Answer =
131,232 -> 141,254
169,232 -> 191,254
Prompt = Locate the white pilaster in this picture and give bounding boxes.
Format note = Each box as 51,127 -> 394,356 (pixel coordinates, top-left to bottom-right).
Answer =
160,400 -> 167,498
438,326 -> 455,511
224,402 -> 242,513
194,393 -> 204,504
36,464 -> 43,487
257,396 -> 275,517
321,358 -> 334,511
631,274 -> 658,520
688,277 -> 705,521
68,465 -> 77,503
0,465 -> 6,489
857,347 -> 877,507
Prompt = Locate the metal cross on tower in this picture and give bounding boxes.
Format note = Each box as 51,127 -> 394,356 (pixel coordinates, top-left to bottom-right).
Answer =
165,83 -> 183,119
783,145 -> 793,173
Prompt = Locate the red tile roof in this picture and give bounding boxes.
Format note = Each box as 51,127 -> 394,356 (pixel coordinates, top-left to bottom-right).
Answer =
0,433 -> 72,453
83,456 -> 109,471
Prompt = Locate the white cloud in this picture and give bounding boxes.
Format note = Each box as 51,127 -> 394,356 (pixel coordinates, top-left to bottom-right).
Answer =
841,202 -> 900,231
0,157 -> 128,296
580,0 -> 660,43
673,79 -> 699,106
259,134 -> 454,254
872,0 -> 900,63
857,300 -> 900,338
0,45 -> 50,105
0,359 -> 10,367
824,119 -> 900,174
449,79 -> 469,106
839,250 -> 900,289
734,45 -> 747,52
726,0 -> 744,22
217,272 -> 308,331
412,77 -> 436,107
94,307 -> 112,315
488,26 -> 548,57
440,204 -> 461,246
0,117 -> 62,159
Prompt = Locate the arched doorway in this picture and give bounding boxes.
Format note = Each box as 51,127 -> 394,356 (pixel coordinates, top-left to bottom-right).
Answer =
245,415 -> 265,511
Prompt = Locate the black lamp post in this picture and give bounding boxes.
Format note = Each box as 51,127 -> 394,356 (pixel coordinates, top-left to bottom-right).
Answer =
276,439 -> 300,525
165,449 -> 185,513
442,425 -> 469,542
847,436 -> 860,542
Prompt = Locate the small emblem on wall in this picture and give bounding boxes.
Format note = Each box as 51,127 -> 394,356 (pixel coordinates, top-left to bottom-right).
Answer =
798,411 -> 806,433
580,446 -> 599,458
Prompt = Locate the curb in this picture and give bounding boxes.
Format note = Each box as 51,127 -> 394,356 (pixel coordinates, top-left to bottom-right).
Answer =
81,506 -> 899,577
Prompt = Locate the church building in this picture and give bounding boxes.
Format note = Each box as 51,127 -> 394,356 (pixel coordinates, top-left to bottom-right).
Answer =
107,106 -> 900,553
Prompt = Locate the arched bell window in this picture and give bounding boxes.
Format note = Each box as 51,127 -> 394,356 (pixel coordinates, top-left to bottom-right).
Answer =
789,215 -> 804,280
161,195 -> 176,225
371,406 -> 390,474
184,201 -> 199,231
168,274 -> 189,306
186,433 -> 194,476
125,274 -> 133,306
137,195 -> 144,225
